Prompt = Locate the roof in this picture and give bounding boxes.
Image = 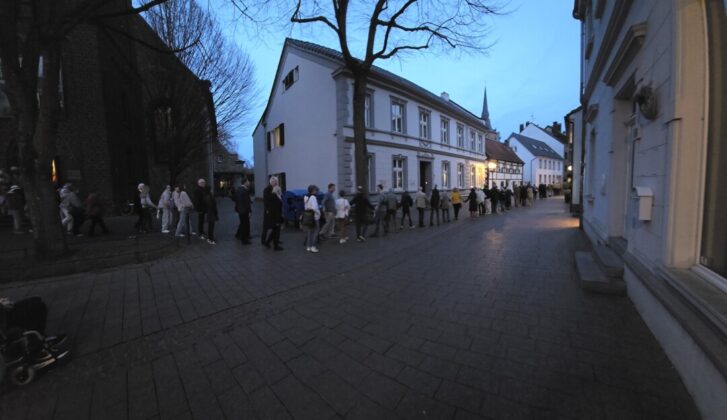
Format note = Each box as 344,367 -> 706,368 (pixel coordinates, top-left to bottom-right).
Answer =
525,122 -> 567,145
284,38 -> 490,130
485,140 -> 523,164
507,133 -> 563,160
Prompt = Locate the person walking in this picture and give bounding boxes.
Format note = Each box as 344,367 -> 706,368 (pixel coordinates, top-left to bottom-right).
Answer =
235,179 -> 252,245
192,179 -> 208,240
174,185 -> 194,237
414,187 -> 428,228
370,184 -> 389,237
303,185 -> 321,253
157,185 -> 173,233
85,191 -> 109,237
476,187 -> 485,216
58,183 -> 75,234
263,185 -> 284,250
464,187 -> 478,218
6,185 -> 26,234
261,176 -> 278,246
429,185 -> 441,227
399,190 -> 414,229
335,190 -> 351,244
351,186 -> 374,242
441,191 -> 451,223
320,183 -> 337,239
203,186 -> 218,245
451,188 -> 462,221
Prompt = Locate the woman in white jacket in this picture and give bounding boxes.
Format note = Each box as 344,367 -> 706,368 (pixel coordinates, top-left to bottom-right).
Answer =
303,185 -> 321,253
174,185 -> 194,237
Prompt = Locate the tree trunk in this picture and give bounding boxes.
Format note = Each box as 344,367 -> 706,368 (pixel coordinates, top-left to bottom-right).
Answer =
352,74 -> 370,196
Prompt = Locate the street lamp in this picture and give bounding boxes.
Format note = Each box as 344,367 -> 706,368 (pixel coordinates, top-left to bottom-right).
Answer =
487,161 -> 497,188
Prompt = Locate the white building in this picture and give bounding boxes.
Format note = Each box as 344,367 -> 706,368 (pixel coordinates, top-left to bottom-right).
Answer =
505,133 -> 564,187
252,39 -> 495,196
573,0 -> 727,417
519,122 -> 566,159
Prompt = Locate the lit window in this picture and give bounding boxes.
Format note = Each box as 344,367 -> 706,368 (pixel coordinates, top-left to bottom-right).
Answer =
457,163 -> 465,187
470,166 -> 476,187
442,162 -> 450,188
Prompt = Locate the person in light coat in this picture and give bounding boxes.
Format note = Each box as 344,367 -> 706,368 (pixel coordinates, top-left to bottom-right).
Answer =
157,185 -> 173,233
414,187 -> 428,228
174,185 -> 194,237
335,190 -> 351,244
303,185 -> 321,253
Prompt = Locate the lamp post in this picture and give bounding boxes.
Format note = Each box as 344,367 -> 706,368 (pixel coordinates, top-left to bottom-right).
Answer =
487,161 -> 497,188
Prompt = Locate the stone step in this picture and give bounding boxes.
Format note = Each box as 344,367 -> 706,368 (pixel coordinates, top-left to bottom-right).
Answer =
593,242 -> 624,279
575,251 -> 627,296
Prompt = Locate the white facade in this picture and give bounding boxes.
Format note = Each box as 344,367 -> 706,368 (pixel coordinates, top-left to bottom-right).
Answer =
506,133 -> 564,187
520,123 -> 566,158
574,0 -> 727,417
253,39 -> 493,196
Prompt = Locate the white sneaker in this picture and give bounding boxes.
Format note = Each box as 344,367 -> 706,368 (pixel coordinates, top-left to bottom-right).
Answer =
306,247 -> 311,252
310,247 -> 319,253
199,234 -> 207,240
207,239 -> 216,245
162,230 -> 170,233
339,238 -> 346,244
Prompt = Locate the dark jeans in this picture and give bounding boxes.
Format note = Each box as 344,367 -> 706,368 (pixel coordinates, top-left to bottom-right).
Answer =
442,209 -> 450,222
355,213 -> 368,237
372,210 -> 388,235
400,207 -> 413,227
141,208 -> 153,232
197,211 -> 207,236
207,220 -> 215,241
88,216 -> 109,236
71,209 -> 85,235
417,208 -> 425,227
237,212 -> 250,242
453,203 -> 461,220
429,208 -> 440,226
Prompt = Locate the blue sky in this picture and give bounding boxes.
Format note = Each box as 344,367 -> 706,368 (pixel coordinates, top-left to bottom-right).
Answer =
214,1 -> 581,164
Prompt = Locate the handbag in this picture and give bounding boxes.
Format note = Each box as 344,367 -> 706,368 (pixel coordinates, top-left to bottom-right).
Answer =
301,209 -> 315,227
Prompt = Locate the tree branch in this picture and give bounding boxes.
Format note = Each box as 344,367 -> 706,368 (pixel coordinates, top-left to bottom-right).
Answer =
291,0 -> 339,33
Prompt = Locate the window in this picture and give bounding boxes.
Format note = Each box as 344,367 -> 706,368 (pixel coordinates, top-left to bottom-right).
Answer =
365,94 -> 372,128
539,174 -> 543,184
442,162 -> 450,188
441,118 -> 450,144
391,99 -> 405,133
392,157 -> 405,189
470,166 -> 476,187
457,163 -> 465,188
701,0 -> 727,279
267,123 -> 285,150
457,124 -> 464,148
282,66 -> 299,90
539,159 -> 543,169
477,134 -> 484,153
419,109 -> 431,139
469,130 -> 476,151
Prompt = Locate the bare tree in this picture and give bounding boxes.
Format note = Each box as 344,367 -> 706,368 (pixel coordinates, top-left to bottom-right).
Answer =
289,0 -> 504,195
143,0 -> 257,147
0,0 -> 172,258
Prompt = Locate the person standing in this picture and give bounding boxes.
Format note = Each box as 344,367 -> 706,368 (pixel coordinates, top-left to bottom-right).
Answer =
204,186 -> 218,245
335,190 -> 351,244
139,184 -> 156,233
157,185 -> 173,233
303,185 -> 321,253
385,188 -> 398,232
235,179 -> 253,245
320,183 -> 337,239
58,183 -> 74,234
440,191 -> 451,223
85,191 -> 109,237
6,185 -> 26,234
174,185 -> 194,237
370,184 -> 389,237
351,186 -> 374,242
526,184 -> 534,206
476,188 -> 485,216
414,187 -> 428,228
399,190 -> 414,229
65,184 -> 85,236
451,188 -> 462,221
464,187 -> 478,218
490,185 -> 500,214
261,176 -> 279,246
513,184 -> 521,208
192,179 -> 208,240
263,185 -> 284,250
429,185 -> 441,227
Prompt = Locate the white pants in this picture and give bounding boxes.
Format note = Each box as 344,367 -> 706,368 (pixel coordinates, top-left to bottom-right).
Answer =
60,207 -> 73,232
160,207 -> 172,231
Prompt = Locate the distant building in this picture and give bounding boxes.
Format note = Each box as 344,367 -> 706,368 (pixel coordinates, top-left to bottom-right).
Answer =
573,0 -> 727,416
484,139 -> 523,188
253,38 -> 498,196
505,133 -> 564,187
212,146 -> 246,196
0,10 -> 217,208
519,122 -> 567,159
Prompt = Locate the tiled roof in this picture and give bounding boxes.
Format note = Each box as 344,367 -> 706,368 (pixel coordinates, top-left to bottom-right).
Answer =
508,133 -> 563,159
486,139 -> 523,164
286,38 -> 489,130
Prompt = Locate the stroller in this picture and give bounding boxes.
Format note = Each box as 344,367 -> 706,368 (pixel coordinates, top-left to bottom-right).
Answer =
0,297 -> 69,386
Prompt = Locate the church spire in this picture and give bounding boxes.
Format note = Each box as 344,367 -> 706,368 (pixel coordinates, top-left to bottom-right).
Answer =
481,86 -> 492,129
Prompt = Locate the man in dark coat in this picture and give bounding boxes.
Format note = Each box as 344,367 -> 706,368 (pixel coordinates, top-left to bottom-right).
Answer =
235,179 -> 252,245
261,176 -> 278,246
399,190 -> 414,229
429,185 -> 441,226
192,179 -> 208,239
490,185 -> 499,214
351,186 -> 374,242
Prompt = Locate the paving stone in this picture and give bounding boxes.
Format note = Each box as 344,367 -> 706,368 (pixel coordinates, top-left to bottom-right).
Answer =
232,362 -> 266,394
357,371 -> 407,410
250,387 -> 292,420
397,366 -> 443,397
307,371 -> 362,415
395,390 -> 457,420
218,386 -> 257,419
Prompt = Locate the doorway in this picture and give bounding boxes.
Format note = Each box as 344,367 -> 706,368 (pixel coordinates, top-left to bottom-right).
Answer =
419,161 -> 432,193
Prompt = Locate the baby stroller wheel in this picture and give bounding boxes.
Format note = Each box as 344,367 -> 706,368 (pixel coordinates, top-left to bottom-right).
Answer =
10,364 -> 35,386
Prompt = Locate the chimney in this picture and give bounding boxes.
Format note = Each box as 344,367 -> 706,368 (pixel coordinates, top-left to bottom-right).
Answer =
519,124 -> 524,132
552,121 -> 561,135
440,92 -> 450,101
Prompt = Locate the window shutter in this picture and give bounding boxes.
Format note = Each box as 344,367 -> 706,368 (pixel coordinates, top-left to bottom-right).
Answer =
279,123 -> 285,146
267,132 -> 271,151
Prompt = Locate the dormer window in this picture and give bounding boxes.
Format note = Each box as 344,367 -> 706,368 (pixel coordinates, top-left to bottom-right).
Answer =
283,66 -> 299,90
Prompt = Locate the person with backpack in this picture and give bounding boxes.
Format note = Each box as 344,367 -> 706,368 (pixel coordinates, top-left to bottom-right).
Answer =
157,185 -> 173,233
399,190 -> 414,229
350,186 -> 374,242
429,185 -> 441,227
414,187 -> 428,228
370,184 -> 389,237
303,185 -> 321,253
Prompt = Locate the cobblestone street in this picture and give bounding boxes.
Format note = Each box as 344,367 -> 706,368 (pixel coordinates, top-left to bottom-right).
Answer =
0,198 -> 700,419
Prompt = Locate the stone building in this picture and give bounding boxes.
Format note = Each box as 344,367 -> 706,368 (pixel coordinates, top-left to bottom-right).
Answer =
0,4 -> 216,209
573,0 -> 727,417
